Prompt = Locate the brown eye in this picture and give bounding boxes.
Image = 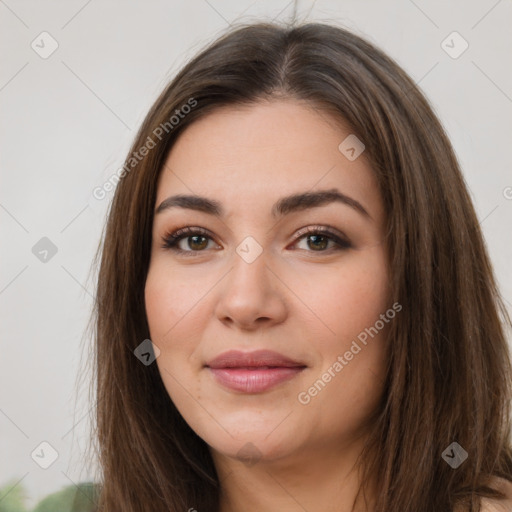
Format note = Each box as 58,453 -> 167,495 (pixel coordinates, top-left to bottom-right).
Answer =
186,235 -> 209,251
292,226 -> 352,253
161,225 -> 351,256
304,234 -> 329,251
161,227 -> 218,254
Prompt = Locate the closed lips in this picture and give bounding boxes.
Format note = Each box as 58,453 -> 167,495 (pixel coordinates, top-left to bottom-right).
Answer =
206,350 -> 307,393
205,349 -> 307,369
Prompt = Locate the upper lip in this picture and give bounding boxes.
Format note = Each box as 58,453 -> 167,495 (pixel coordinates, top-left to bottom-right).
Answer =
206,350 -> 306,369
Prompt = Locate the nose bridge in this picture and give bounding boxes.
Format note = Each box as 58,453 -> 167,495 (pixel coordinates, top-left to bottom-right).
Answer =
228,235 -> 273,297
214,234 -> 287,328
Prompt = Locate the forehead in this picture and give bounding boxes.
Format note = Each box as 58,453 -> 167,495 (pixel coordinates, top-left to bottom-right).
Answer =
156,100 -> 383,221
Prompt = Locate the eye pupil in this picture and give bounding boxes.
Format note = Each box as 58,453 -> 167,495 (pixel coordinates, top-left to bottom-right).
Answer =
307,234 -> 328,251
189,235 -> 208,250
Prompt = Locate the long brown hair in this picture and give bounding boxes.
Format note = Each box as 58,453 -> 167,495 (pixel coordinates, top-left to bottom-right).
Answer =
86,21 -> 512,511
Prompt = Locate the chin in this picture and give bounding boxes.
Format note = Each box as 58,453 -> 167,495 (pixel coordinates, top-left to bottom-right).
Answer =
208,434 -> 295,466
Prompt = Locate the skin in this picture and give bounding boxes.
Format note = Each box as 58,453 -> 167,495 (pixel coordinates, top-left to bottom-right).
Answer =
145,99 -> 392,512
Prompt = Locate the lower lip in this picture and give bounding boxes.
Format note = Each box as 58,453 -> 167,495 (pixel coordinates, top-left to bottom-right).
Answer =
208,367 -> 305,393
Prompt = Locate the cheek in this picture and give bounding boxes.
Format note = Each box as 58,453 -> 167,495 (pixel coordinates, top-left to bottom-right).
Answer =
290,247 -> 390,424
145,265 -> 206,413
144,264 -> 209,401
144,262 -> 211,343
287,245 -> 390,346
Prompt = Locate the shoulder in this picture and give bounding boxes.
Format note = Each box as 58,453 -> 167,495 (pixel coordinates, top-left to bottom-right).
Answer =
479,477 -> 512,512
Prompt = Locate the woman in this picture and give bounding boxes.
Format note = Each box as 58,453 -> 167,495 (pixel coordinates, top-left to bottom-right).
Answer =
89,21 -> 512,511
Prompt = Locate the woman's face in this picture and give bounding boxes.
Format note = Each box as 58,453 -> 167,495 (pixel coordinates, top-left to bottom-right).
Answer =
145,100 -> 391,465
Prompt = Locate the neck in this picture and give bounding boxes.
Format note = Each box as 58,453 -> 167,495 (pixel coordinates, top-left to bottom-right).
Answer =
212,433 -> 376,512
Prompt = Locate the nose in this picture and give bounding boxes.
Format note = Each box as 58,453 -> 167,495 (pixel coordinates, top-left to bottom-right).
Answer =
213,245 -> 288,331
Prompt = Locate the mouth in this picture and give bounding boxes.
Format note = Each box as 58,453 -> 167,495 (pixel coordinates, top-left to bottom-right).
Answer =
205,349 -> 307,393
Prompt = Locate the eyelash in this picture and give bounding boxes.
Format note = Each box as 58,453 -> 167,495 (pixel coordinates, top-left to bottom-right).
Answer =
160,225 -> 352,256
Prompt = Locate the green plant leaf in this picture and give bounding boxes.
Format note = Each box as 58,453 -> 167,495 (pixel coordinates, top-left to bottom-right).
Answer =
0,478 -> 29,512
31,482 -> 99,512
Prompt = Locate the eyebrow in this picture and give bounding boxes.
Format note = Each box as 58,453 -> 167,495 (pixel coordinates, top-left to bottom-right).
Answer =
155,188 -> 371,220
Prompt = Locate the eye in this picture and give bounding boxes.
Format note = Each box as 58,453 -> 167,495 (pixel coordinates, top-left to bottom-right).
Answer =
290,225 -> 352,252
161,225 -> 351,256
160,226 -> 219,255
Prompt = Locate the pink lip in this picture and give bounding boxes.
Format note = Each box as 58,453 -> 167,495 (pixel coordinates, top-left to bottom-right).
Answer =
206,350 -> 306,393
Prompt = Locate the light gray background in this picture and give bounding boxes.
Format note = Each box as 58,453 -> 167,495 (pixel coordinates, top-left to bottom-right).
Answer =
1,0 -> 511,507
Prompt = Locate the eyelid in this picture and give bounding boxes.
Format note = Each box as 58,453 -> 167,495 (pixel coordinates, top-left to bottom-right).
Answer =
291,224 -> 349,244
160,224 -> 352,254
160,226 -> 218,252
